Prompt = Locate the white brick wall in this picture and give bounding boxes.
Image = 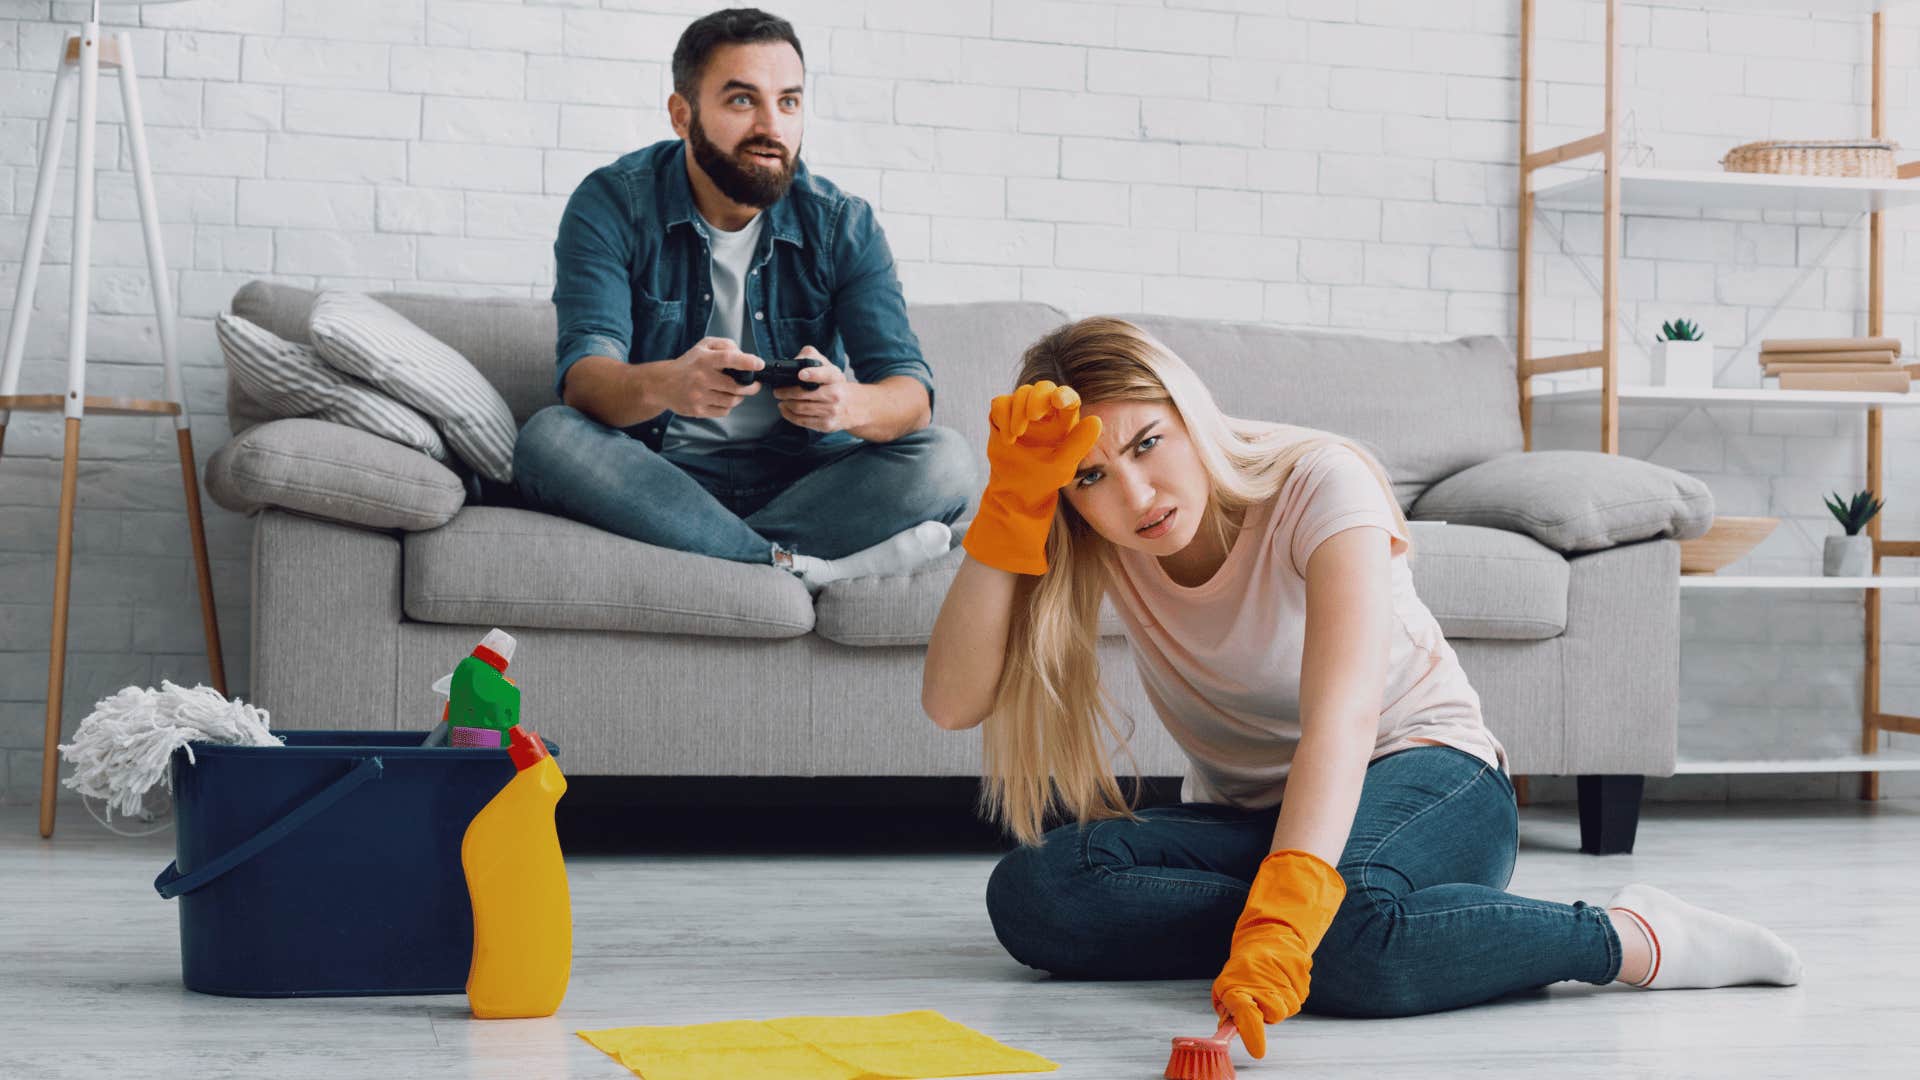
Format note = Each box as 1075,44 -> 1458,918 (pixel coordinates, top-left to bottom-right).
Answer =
2,0 -> 1918,804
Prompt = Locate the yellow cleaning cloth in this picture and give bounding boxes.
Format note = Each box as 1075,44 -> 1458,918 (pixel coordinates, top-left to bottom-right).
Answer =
578,1009 -> 1059,1080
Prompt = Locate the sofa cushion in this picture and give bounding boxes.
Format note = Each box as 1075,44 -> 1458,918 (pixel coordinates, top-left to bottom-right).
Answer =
1411,450 -> 1715,554
813,546 -> 1129,648
1404,521 -> 1568,641
309,291 -> 519,484
815,521 -> 1567,647
205,418 -> 466,531
403,507 -> 814,638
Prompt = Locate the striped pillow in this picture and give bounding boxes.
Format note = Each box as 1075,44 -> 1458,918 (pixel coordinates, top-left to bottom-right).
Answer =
308,291 -> 517,484
215,314 -> 450,463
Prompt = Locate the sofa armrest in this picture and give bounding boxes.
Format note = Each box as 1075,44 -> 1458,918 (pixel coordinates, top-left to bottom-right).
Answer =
1409,450 -> 1714,554
205,417 -> 466,532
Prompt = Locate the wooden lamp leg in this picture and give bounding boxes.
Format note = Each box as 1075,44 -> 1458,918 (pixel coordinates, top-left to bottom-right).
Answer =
40,418 -> 81,838
176,428 -> 226,694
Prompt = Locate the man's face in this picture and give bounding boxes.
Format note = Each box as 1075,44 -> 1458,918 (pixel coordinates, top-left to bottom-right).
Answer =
678,41 -> 805,209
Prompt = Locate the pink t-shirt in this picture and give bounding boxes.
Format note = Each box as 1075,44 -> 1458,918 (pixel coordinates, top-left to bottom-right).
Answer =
1108,443 -> 1507,809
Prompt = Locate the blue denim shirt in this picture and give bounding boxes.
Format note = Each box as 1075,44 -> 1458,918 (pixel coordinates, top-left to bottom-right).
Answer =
551,139 -> 932,453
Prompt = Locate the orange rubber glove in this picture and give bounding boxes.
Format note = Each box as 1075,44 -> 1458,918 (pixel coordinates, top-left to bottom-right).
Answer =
962,380 -> 1104,576
1211,849 -> 1348,1059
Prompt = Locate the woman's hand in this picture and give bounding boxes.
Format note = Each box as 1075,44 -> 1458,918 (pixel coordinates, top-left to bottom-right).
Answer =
1210,849 -> 1348,1058
961,380 -> 1103,576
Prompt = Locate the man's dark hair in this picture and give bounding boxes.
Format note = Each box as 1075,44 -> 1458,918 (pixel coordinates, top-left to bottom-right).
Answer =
672,8 -> 805,100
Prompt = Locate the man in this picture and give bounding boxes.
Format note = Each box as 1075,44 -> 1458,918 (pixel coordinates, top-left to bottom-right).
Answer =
515,8 -> 973,590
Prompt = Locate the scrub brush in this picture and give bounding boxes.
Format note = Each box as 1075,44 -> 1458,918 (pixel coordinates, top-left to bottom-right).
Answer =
1164,1019 -> 1238,1080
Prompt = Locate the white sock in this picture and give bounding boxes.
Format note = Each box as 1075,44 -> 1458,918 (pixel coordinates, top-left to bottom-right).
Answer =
1607,884 -> 1802,989
779,522 -> 952,594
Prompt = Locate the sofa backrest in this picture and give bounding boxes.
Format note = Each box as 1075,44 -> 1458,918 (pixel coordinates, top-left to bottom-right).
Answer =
227,281 -> 1522,508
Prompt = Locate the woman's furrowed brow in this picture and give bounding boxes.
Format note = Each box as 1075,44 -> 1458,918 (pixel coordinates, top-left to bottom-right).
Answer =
1074,419 -> 1160,478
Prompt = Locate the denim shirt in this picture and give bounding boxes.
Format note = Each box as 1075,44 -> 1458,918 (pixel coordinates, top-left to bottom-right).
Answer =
551,139 -> 933,453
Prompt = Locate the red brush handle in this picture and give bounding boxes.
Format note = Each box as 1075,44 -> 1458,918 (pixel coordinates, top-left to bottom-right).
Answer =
1213,1019 -> 1237,1043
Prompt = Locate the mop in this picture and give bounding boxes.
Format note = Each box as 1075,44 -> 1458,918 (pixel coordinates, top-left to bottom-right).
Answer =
57,680 -> 281,831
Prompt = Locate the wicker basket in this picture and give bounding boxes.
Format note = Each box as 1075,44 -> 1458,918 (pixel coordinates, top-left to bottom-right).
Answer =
1721,139 -> 1897,179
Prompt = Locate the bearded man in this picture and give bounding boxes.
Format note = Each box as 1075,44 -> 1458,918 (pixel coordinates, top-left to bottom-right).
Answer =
517,8 -> 971,591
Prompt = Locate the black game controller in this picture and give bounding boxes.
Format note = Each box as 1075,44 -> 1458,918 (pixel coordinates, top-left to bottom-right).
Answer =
723,355 -> 824,390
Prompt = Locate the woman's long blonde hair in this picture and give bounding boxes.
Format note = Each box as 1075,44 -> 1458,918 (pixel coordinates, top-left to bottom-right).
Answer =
980,316 -> 1411,846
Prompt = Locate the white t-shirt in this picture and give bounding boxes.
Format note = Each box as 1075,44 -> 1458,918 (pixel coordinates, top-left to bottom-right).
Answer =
662,209 -> 781,455
1107,443 -> 1507,809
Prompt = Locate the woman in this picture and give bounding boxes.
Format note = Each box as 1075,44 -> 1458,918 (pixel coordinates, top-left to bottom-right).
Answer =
922,318 -> 1800,1058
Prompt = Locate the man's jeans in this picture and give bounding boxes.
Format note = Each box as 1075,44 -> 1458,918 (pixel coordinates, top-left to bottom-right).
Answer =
512,405 -> 977,563
985,745 -> 1623,1018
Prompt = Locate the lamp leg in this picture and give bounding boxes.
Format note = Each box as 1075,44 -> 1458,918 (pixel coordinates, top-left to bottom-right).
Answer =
176,428 -> 226,694
116,31 -> 226,693
42,26 -> 102,838
40,419 -> 81,839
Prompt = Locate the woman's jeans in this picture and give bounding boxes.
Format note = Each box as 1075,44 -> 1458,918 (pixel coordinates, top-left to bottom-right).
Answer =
512,405 -> 976,563
986,745 -> 1623,1018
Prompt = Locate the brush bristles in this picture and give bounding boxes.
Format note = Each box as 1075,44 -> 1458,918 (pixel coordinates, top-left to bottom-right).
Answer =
1164,1043 -> 1235,1080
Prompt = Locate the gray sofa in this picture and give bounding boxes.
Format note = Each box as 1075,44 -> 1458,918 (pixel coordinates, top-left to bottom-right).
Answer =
208,280 -> 1711,853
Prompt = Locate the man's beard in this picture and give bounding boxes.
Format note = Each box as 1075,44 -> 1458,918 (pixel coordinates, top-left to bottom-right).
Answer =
688,109 -> 798,209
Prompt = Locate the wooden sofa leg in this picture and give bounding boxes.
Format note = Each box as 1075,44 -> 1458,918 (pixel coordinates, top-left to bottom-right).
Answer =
1576,774 -> 1644,855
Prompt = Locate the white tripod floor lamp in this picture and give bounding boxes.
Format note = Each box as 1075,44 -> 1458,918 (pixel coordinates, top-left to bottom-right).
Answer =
0,0 -> 226,838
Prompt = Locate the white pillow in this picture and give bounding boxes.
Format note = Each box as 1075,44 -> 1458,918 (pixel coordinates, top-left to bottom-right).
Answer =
308,291 -> 517,484
215,314 -> 450,463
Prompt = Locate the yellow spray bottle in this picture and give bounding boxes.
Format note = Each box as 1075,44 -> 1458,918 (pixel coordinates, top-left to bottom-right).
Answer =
461,724 -> 571,1019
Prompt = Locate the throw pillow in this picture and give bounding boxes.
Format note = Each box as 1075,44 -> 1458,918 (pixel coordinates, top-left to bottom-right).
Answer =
1410,450 -> 1715,553
308,291 -> 517,484
215,313 -> 450,462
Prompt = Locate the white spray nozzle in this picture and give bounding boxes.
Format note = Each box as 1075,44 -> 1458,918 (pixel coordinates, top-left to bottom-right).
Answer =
479,627 -> 517,664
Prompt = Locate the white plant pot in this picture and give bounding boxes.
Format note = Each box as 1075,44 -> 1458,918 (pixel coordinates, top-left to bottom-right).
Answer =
1824,534 -> 1872,577
1651,339 -> 1714,389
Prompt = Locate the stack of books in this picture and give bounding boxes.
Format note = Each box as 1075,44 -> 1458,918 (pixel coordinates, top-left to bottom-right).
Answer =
1759,337 -> 1913,393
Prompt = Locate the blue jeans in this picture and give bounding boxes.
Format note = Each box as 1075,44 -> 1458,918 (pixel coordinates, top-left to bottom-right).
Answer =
985,746 -> 1622,1018
511,405 -> 976,563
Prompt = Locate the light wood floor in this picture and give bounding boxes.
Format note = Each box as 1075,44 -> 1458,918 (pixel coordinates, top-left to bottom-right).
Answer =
5,799 -> 1917,1079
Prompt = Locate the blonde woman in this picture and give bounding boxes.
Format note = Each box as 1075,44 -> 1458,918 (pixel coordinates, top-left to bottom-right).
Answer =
922,318 -> 1801,1058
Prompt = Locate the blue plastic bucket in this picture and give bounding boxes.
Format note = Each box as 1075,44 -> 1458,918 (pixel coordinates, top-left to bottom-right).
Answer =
153,730 -> 553,997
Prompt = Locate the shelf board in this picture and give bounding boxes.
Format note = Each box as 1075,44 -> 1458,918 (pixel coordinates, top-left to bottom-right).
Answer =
1675,749 -> 1920,774
1658,1 -> 1920,14
1528,384 -> 1920,409
1680,575 -> 1920,589
1533,166 -> 1920,214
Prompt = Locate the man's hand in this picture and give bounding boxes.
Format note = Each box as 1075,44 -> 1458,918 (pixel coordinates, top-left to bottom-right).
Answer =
656,337 -> 763,418
774,346 -> 867,434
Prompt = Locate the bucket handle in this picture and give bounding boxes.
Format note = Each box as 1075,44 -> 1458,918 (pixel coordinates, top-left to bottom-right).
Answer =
153,755 -> 385,900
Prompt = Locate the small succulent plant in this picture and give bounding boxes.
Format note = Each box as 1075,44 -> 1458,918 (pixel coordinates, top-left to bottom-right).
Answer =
1658,318 -> 1704,342
1825,489 -> 1885,536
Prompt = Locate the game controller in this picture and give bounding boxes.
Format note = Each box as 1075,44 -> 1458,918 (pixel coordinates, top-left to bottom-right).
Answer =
723,355 -> 824,390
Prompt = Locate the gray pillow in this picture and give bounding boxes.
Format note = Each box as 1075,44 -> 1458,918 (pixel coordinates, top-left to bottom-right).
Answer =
308,291 -> 517,484
216,313 -> 450,462
205,417 -> 466,532
1410,450 -> 1715,554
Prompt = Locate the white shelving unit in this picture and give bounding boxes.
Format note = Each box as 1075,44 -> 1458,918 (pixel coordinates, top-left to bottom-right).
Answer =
1517,0 -> 1920,795
1678,575 -> 1920,589
1531,385 -> 1920,409
1534,166 -> 1920,214
1677,750 -> 1920,775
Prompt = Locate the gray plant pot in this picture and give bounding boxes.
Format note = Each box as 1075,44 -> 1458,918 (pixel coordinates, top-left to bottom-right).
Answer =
1824,534 -> 1873,577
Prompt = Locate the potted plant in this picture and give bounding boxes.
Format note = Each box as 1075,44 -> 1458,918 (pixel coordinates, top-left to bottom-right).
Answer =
1651,318 -> 1714,389
1823,489 -> 1885,577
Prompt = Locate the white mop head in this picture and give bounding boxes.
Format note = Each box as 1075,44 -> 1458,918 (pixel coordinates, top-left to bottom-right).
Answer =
58,680 -> 282,820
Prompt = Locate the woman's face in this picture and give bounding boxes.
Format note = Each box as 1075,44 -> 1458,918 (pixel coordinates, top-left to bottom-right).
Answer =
1062,400 -> 1212,557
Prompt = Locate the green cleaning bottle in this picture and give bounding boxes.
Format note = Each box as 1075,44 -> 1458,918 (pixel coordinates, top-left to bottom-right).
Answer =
449,628 -> 520,748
